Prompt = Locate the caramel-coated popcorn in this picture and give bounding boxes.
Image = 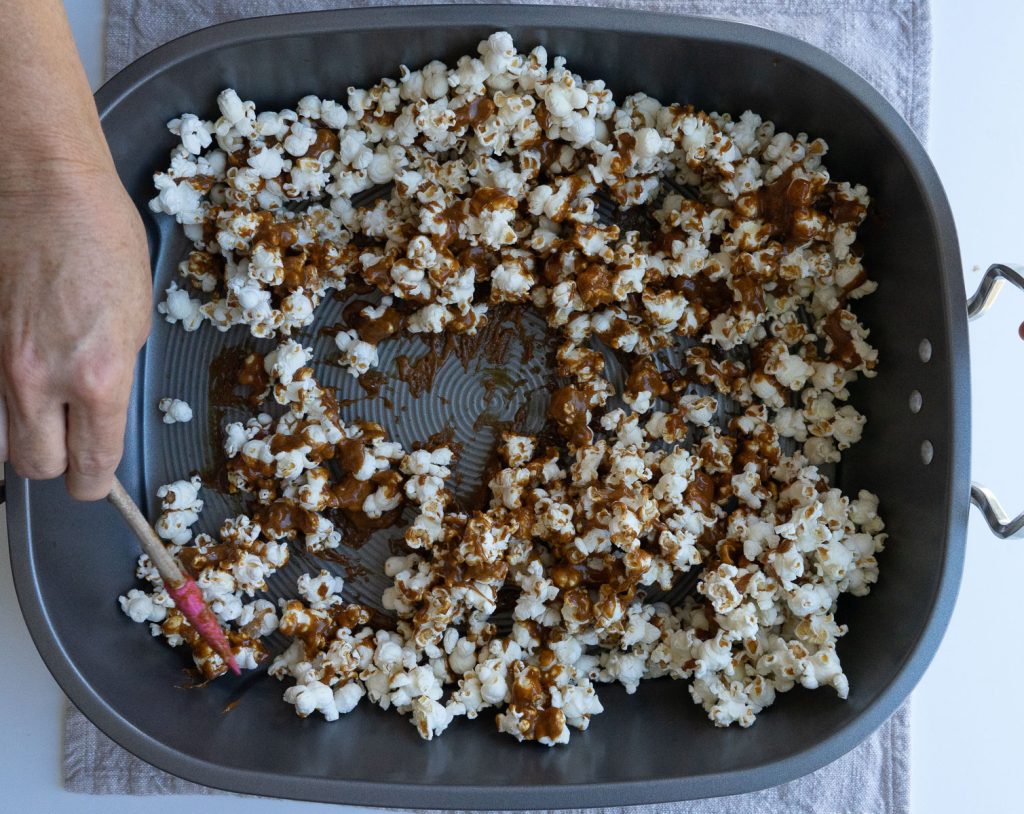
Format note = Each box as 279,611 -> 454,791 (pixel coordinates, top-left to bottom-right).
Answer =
124,31 -> 887,743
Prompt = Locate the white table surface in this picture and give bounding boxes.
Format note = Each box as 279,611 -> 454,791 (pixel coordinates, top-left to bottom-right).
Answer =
3,0 -> 1022,811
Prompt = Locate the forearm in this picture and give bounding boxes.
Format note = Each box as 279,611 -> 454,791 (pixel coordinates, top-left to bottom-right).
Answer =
0,0 -> 152,499
0,0 -> 112,183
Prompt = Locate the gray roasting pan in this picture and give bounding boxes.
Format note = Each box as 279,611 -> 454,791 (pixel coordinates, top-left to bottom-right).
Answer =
10,3 -> 1017,808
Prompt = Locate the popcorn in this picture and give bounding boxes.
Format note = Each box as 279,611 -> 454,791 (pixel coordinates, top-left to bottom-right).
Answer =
297,570 -> 345,610
334,329 -> 379,376
118,589 -> 168,624
131,30 -> 886,742
157,283 -> 204,331
158,397 -> 193,424
168,113 -> 212,155
284,680 -> 340,720
154,476 -> 204,545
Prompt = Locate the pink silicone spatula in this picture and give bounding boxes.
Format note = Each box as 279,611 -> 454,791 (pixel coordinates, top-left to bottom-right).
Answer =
108,477 -> 239,675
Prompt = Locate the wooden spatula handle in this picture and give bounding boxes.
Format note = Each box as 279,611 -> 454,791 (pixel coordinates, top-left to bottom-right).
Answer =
107,477 -> 185,587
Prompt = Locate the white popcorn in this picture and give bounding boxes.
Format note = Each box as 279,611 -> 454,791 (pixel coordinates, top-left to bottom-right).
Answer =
149,175 -> 204,224
297,570 -> 345,610
283,121 -> 318,157
247,144 -> 286,179
334,329 -> 379,376
154,476 -> 203,545
320,99 -> 349,129
156,283 -> 205,331
158,397 -> 193,424
264,339 -> 311,385
284,680 -> 340,720
168,113 -> 212,155
363,484 -> 402,518
119,589 -> 168,624
411,695 -> 459,740
334,681 -> 365,714
601,651 -> 647,694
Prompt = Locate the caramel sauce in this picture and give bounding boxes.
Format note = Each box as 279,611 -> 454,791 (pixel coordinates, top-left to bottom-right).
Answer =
237,352 -> 269,407
254,499 -> 321,536
252,213 -> 298,250
755,165 -> 820,246
270,433 -> 308,454
533,707 -> 566,743
281,254 -> 319,291
534,102 -> 551,132
457,245 -> 496,275
625,357 -> 668,399
414,426 -> 459,454
209,346 -> 258,409
392,306 -> 537,399
451,96 -> 496,129
831,197 -> 866,225
469,186 -> 516,216
225,149 -> 248,170
562,586 -> 593,619
731,274 -> 766,314
336,437 -> 368,475
362,256 -> 394,291
225,452 -> 276,495
328,475 -> 374,512
221,699 -> 242,714
395,349 -> 447,399
672,274 -> 733,317
550,564 -> 582,589
178,542 -> 234,575
822,311 -> 863,368
186,251 -> 225,289
202,345 -> 265,493
548,385 -> 593,447
358,369 -> 388,398
359,307 -> 404,344
839,268 -> 869,299
304,128 -> 340,160
537,139 -> 563,170
685,470 -> 716,514
576,264 -> 615,307
653,228 -> 687,255
511,665 -> 544,707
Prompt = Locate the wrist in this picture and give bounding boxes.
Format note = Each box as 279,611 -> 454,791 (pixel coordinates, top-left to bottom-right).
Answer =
0,137 -> 115,200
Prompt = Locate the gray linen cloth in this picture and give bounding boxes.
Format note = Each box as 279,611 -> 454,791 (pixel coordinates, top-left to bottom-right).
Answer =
65,1 -> 929,810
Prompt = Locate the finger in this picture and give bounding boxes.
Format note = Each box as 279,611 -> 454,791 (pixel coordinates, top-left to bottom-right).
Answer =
65,398 -> 128,501
6,393 -> 67,481
0,393 -> 8,463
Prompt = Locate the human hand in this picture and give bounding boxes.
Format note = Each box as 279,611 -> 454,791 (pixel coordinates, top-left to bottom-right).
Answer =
0,162 -> 152,499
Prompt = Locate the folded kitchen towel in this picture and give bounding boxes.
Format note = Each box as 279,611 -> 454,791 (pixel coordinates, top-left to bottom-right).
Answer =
66,2 -> 929,811
105,0 -> 931,139
65,699 -> 911,811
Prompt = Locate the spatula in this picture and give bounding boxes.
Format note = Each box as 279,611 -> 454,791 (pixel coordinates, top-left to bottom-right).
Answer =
108,477 -> 240,675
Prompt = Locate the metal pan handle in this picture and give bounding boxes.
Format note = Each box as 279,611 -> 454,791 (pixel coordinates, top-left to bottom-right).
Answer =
967,263 -> 1024,538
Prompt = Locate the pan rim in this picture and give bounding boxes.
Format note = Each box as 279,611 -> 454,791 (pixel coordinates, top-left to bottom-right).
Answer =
7,3 -> 969,807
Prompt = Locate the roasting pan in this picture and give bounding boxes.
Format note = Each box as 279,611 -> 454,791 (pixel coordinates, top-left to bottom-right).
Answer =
7,4 -> 1022,808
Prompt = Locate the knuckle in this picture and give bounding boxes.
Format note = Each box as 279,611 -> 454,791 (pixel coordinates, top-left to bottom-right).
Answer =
71,354 -> 127,407
69,447 -> 122,478
67,476 -> 114,502
2,346 -> 45,395
14,458 -> 66,481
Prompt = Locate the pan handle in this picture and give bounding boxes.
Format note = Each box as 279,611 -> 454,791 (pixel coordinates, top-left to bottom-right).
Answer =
967,263 -> 1024,539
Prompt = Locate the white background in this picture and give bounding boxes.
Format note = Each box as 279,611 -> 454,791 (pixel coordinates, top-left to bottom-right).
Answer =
2,0 -> 1022,811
